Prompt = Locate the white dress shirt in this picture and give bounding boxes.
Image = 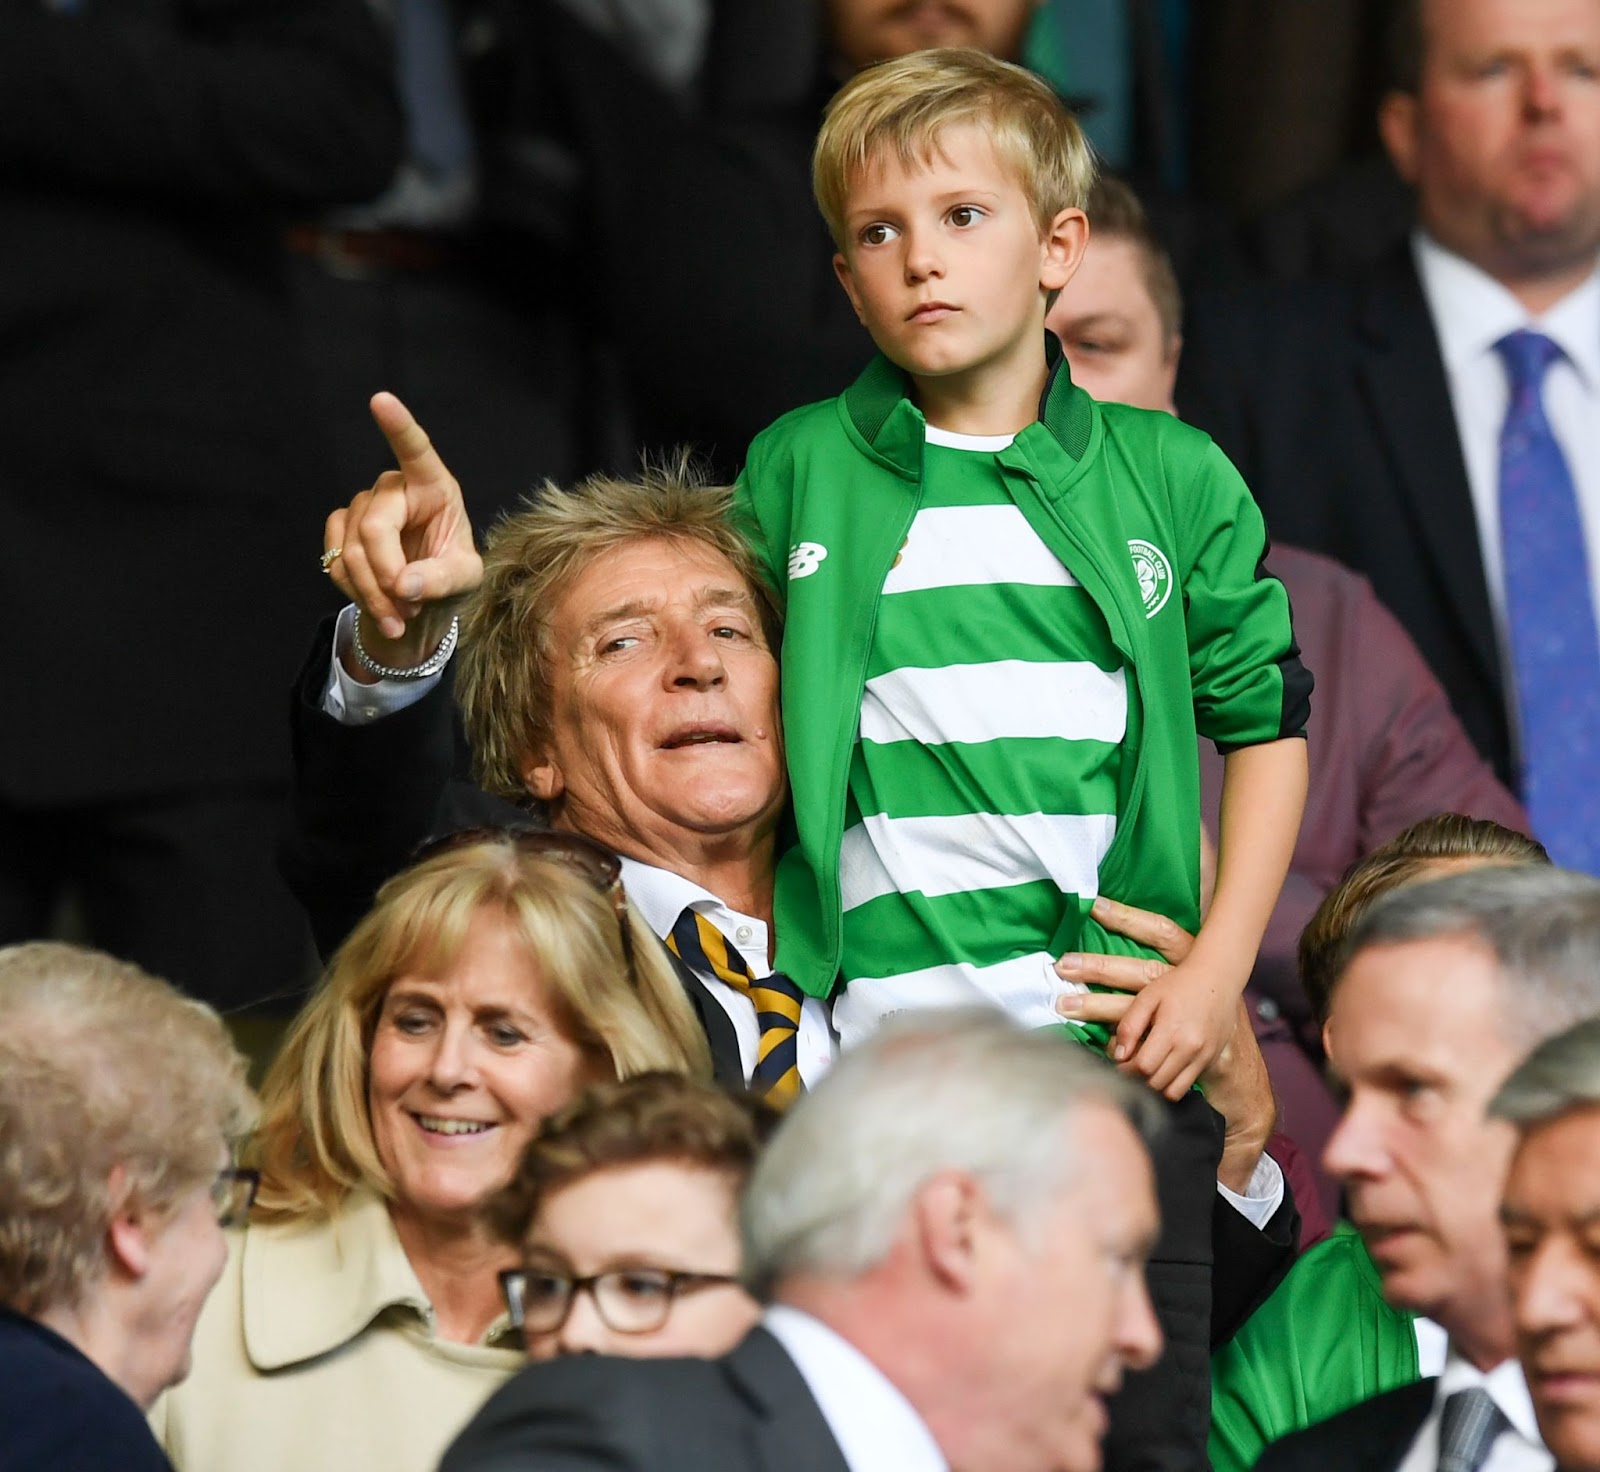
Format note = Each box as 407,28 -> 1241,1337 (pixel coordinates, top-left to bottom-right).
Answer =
1396,1347 -> 1551,1472
616,855 -> 837,1088
762,1305 -> 948,1472
1413,232 -> 1600,727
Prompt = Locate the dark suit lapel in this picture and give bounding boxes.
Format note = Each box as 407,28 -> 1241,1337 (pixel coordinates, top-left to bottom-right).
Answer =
1371,1377 -> 1438,1470
723,1328 -> 853,1472
662,943 -> 747,1089
1353,248 -> 1504,704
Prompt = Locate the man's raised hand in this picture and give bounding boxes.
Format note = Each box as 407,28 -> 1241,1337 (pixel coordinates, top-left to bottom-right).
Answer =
324,393 -> 483,674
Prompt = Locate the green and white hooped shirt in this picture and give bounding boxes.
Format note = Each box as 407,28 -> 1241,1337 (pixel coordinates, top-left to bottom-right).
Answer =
834,425 -> 1124,1048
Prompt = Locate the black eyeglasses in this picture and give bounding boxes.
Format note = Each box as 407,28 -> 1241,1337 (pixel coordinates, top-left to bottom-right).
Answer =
412,826 -> 637,986
498,1266 -> 742,1336
211,1166 -> 260,1228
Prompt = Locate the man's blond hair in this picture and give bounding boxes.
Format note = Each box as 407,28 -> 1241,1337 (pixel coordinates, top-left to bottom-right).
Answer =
813,47 -> 1097,253
457,462 -> 782,804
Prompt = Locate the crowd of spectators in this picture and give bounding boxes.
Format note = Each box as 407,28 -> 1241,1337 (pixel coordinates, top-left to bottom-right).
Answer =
5,0 -> 1600,1468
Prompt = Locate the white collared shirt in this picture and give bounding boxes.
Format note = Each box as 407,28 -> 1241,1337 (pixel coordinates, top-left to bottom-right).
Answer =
762,1305 -> 948,1472
1396,1347 -> 1552,1472
1413,233 -> 1600,720
618,856 -> 837,1089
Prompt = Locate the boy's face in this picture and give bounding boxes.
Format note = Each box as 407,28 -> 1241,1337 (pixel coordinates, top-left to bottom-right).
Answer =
832,124 -> 1085,404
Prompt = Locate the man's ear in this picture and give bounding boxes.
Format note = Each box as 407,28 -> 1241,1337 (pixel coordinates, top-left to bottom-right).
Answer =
911,1170 -> 985,1293
1378,91 -> 1421,184
1041,208 -> 1090,294
105,1167 -> 152,1281
834,252 -> 867,324
520,749 -> 565,804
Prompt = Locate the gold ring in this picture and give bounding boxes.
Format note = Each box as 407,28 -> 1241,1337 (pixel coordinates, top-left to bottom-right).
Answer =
320,546 -> 343,574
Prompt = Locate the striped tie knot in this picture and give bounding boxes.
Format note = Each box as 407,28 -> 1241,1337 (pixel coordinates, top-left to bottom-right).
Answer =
1436,1386 -> 1510,1472
668,908 -> 805,1108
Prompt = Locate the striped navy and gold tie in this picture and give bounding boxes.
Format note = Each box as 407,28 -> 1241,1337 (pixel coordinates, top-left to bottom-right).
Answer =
667,908 -> 805,1108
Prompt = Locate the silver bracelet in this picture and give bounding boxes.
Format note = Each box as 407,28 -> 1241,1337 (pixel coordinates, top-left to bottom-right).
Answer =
351,612 -> 460,681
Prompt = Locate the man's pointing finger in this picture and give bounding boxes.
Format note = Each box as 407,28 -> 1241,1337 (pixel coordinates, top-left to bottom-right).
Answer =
370,391 -> 449,486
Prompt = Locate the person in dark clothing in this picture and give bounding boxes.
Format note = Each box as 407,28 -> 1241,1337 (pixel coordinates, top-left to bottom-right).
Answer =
0,0 -> 400,1011
0,942 -> 256,1470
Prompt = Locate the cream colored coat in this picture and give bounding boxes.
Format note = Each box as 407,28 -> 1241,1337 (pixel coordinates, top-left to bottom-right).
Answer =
150,1189 -> 522,1472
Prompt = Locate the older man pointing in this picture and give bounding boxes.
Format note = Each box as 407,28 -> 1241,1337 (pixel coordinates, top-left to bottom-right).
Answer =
286,394 -> 1296,1346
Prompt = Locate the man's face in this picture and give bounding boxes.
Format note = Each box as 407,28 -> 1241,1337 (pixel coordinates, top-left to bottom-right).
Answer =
826,0 -> 1043,70
1323,936 -> 1521,1328
525,537 -> 786,865
1504,1105 -> 1600,1472
1381,0 -> 1600,289
986,1106 -> 1163,1472
833,124 -> 1082,401
1046,233 -> 1179,413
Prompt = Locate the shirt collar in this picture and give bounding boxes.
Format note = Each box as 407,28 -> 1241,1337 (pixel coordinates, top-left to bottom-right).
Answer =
617,855 -> 765,947
1414,229 -> 1600,390
762,1305 -> 947,1472
240,1189 -> 519,1369
1436,1345 -> 1545,1450
838,336 -> 1095,481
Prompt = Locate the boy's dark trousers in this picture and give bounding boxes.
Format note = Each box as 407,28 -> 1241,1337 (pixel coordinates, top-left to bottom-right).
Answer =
1105,1088 -> 1227,1472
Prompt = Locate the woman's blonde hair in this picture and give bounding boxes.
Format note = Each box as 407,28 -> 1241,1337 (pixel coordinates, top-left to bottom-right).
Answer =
457,462 -> 782,804
253,835 -> 712,1221
0,943 -> 255,1314
813,47 -> 1097,252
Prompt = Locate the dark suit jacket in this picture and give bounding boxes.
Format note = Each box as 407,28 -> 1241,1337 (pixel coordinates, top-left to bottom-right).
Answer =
441,1325 -> 852,1472
1178,242 -> 1513,786
1254,1377 -> 1437,1472
0,0 -> 398,804
0,1307 -> 171,1471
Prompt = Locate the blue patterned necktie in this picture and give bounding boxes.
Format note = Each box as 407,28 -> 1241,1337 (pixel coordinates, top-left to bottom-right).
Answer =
1436,1386 -> 1510,1472
667,909 -> 806,1107
1496,329 -> 1600,873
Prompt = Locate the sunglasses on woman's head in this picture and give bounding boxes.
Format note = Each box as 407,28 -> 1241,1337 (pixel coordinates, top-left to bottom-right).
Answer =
411,826 -> 638,986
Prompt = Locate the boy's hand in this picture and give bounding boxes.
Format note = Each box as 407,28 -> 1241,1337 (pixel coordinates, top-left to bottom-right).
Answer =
1056,897 -> 1275,1180
1055,895 -> 1240,1099
1109,959 -> 1240,1099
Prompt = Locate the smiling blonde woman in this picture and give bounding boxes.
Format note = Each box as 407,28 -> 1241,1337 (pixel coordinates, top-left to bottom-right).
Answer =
152,832 -> 708,1472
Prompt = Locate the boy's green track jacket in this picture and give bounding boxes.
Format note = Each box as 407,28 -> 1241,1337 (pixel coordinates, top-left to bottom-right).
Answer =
734,349 -> 1313,1000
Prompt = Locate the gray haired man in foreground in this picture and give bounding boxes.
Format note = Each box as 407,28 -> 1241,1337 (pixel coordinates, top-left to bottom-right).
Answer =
441,1009 -> 1164,1472
1496,1012 -> 1600,1472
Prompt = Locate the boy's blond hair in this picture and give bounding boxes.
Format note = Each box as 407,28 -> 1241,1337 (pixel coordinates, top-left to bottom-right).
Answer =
813,47 -> 1097,253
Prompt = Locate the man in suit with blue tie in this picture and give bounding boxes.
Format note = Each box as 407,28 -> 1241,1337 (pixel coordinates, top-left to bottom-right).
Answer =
1179,0 -> 1600,873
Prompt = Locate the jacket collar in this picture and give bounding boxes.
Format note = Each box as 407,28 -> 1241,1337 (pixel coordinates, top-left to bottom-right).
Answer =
839,334 -> 1096,480
240,1189 -> 518,1370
